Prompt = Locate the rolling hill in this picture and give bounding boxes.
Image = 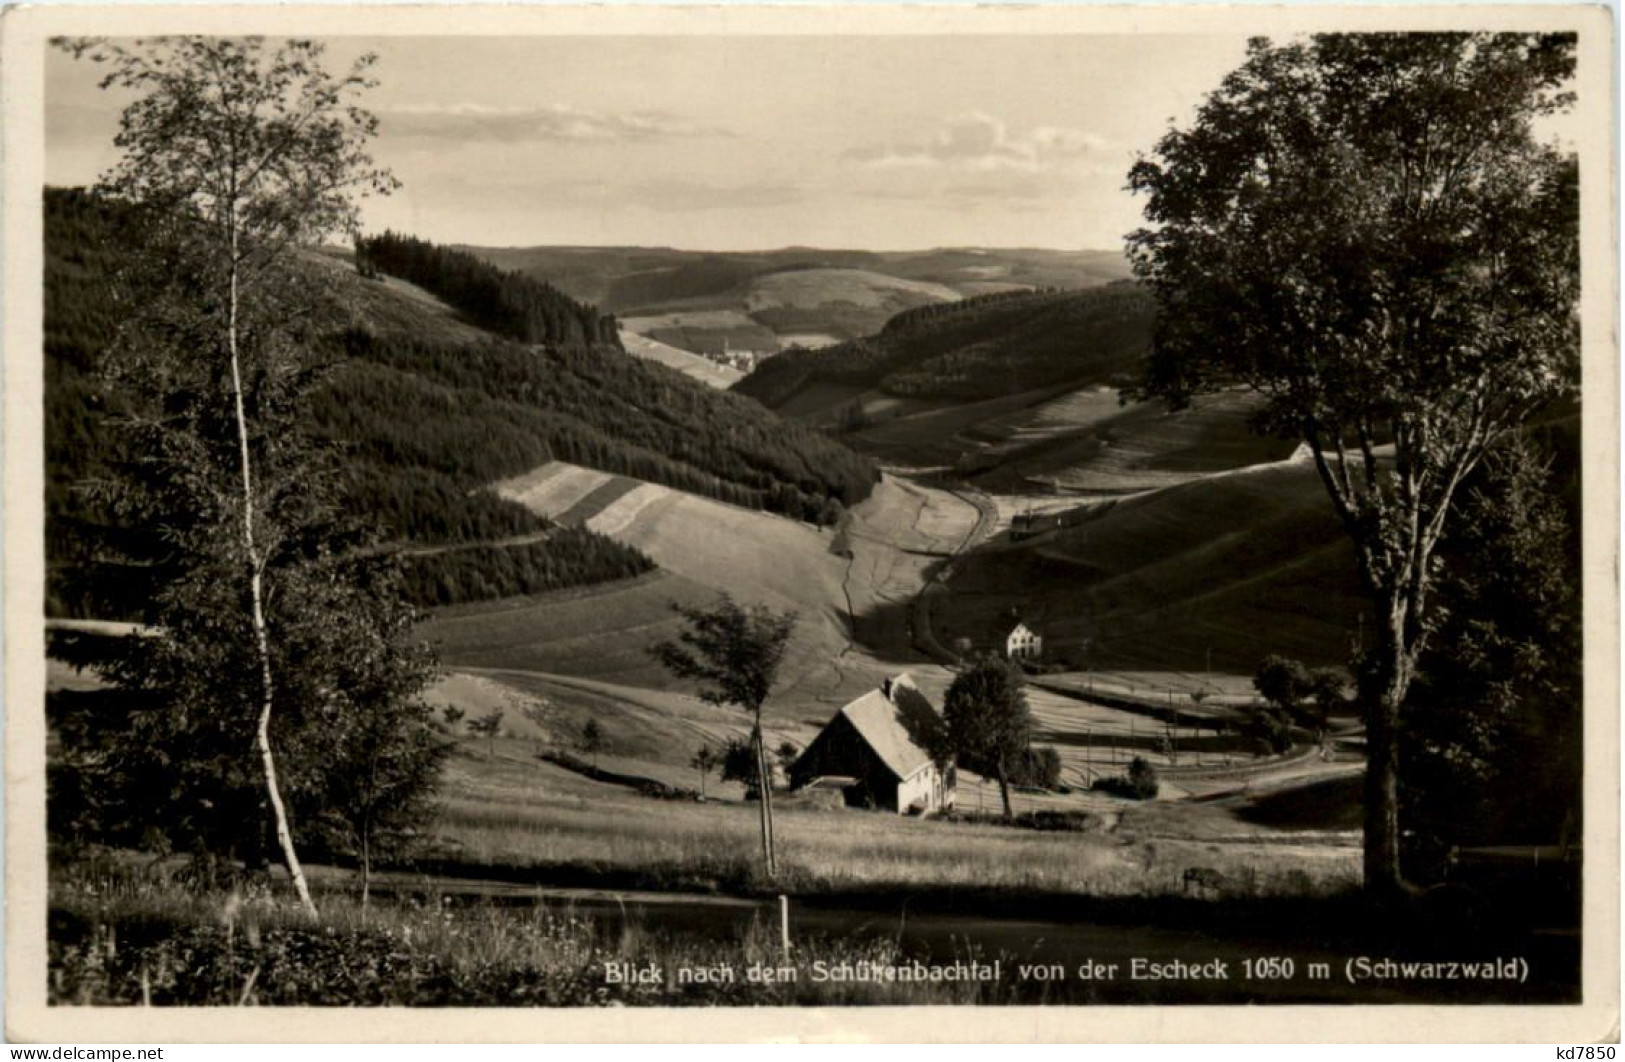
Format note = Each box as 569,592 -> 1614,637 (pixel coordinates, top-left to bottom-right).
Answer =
461,245 -> 1133,310
458,244 -> 1134,356
716,277 -> 1367,678
419,464 -> 986,721
619,267 -> 967,354
43,188 -> 878,618
958,389 -> 1301,493
733,283 -> 1154,413
727,283 -> 1302,494
932,451 -> 1366,674
354,231 -> 622,350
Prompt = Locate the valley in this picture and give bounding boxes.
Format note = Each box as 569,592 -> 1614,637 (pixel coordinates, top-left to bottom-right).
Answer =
34,28 -> 1591,1019
461,244 -> 1135,364
362,250 -> 1378,891
47,194 -> 1371,901
40,208 -> 1584,1014
415,369 -> 1367,853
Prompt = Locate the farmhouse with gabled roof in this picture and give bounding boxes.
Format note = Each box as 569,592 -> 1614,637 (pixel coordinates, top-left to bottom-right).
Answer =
788,673 -> 955,815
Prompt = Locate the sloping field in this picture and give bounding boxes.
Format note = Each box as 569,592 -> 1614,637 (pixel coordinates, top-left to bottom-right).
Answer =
840,385 -> 1082,468
789,388 -> 937,436
744,268 -> 960,311
422,571 -> 722,688
971,390 -> 1299,494
620,309 -> 781,356
307,248 -> 495,346
494,463 -> 621,523
618,329 -> 743,389
770,380 -> 871,421
794,386 -> 1286,492
448,668 -> 774,789
421,467 -> 979,719
934,453 -> 1364,674
966,385 -> 1127,474
623,269 -> 964,354
493,463 -> 849,613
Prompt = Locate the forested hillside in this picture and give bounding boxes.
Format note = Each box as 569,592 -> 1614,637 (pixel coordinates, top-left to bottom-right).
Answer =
45,188 -> 877,616
355,231 -> 621,349
323,329 -> 878,520
734,283 -> 1154,408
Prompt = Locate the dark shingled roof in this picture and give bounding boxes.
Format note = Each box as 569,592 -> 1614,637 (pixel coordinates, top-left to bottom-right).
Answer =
835,674 -> 944,781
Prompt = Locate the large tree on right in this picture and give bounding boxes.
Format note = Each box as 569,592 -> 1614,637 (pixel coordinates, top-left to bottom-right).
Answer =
1127,33 -> 1579,899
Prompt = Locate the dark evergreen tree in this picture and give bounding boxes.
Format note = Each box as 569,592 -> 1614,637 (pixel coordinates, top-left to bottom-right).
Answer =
355,231 -> 621,351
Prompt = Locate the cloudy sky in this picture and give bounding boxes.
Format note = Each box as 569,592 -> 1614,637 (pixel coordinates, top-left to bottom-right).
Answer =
46,35 -> 1252,251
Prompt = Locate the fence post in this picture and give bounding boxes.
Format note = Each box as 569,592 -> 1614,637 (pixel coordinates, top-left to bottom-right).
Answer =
779,894 -> 791,956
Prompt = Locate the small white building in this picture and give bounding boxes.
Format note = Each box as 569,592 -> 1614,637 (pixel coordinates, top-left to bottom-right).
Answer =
994,615 -> 1043,661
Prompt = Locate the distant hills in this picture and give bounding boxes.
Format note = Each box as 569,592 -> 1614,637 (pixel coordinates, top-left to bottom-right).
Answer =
457,244 -> 1133,356
724,268 -> 1366,670
733,283 -> 1155,416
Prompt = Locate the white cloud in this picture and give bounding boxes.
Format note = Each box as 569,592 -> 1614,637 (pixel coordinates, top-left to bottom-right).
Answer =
380,102 -> 728,144
845,112 -> 1114,172
420,173 -> 806,215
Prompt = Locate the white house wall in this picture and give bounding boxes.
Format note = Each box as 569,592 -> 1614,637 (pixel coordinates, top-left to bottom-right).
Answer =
896,764 -> 952,815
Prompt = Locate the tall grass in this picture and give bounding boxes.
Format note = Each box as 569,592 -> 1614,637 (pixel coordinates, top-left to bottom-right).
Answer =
48,856 -> 996,1006
429,785 -> 1361,900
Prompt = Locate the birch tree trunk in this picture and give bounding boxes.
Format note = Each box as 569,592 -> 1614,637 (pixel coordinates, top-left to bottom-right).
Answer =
751,718 -> 777,878
228,215 -> 317,917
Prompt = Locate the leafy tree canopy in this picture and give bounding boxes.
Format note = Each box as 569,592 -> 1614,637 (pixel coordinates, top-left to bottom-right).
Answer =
942,657 -> 1034,820
1127,31 -> 1579,897
653,595 -> 798,714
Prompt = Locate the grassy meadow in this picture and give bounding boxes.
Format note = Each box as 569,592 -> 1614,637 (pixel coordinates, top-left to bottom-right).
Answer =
617,328 -> 743,389
49,854 -> 994,1006
47,736 -> 1363,1006
423,469 -> 985,720
427,741 -> 1362,902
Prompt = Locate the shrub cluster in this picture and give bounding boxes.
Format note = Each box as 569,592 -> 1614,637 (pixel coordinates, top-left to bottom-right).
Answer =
1091,756 -> 1160,800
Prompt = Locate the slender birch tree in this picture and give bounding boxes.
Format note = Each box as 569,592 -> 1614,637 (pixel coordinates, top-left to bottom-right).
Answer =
653,596 -> 797,878
65,37 -> 398,913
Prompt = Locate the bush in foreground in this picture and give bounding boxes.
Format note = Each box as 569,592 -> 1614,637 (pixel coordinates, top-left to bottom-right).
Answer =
1092,757 -> 1160,800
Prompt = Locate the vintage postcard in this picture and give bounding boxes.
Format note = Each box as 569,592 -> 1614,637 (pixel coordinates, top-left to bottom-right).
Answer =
3,2 -> 1617,1044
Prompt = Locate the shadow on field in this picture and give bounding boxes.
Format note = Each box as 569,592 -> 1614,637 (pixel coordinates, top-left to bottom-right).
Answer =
1235,774 -> 1364,831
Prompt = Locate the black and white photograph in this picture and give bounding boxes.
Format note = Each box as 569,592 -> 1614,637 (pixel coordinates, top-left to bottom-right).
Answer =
4,2 -> 1617,1043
